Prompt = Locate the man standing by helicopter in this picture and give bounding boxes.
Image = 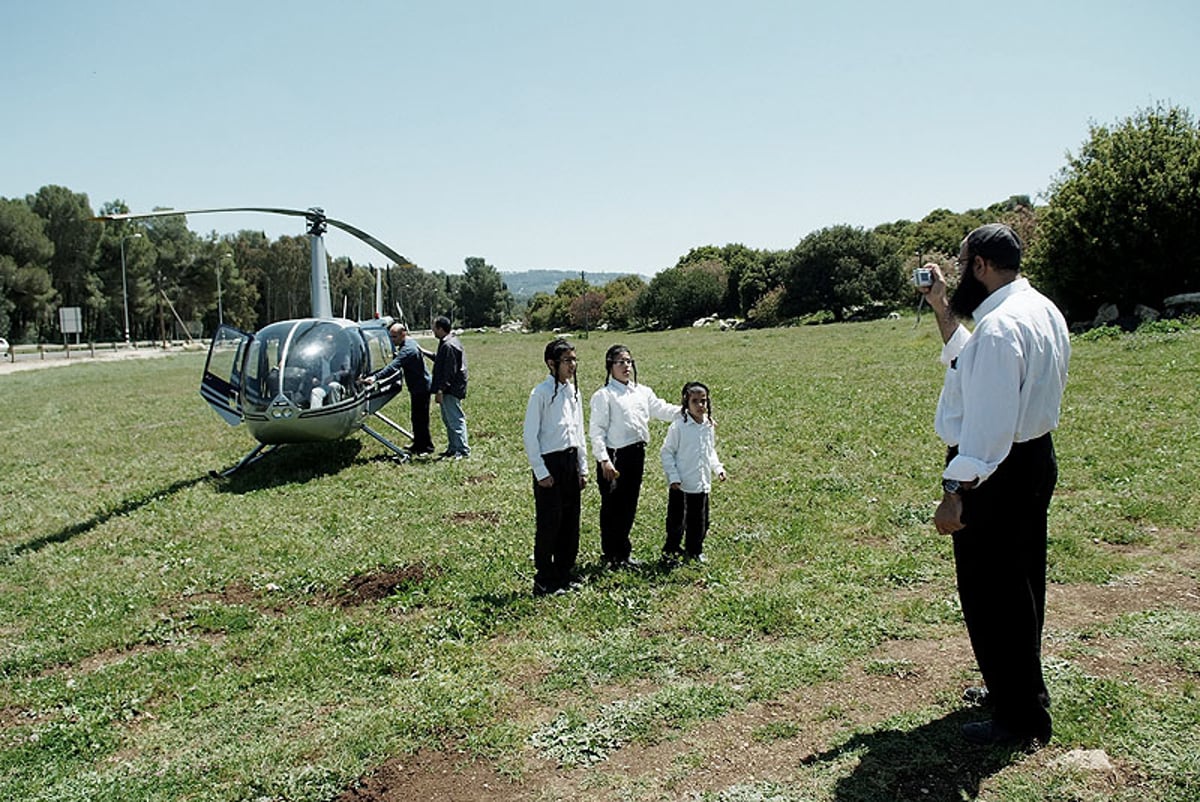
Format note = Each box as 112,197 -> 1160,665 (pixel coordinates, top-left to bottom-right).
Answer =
363,323 -> 436,455
431,316 -> 470,459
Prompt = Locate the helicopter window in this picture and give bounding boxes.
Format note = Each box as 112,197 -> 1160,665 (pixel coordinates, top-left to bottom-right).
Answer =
242,324 -> 290,411
364,327 -> 394,373
204,328 -> 247,388
283,323 -> 362,409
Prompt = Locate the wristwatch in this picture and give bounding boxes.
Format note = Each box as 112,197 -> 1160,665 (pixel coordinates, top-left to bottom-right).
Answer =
942,478 -> 969,495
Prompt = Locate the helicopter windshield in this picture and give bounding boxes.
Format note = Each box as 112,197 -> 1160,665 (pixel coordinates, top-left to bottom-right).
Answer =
243,320 -> 363,411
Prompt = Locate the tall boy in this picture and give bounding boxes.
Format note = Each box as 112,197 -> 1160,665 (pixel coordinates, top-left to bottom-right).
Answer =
523,339 -> 589,596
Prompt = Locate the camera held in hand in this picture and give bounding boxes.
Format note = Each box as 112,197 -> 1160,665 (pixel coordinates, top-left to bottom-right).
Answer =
912,267 -> 933,288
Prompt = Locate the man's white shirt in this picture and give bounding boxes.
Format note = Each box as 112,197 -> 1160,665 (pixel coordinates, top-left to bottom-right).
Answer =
935,277 -> 1071,485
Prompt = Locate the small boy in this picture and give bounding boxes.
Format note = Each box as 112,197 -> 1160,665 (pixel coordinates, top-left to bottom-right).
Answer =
523,339 -> 589,595
660,381 -> 726,564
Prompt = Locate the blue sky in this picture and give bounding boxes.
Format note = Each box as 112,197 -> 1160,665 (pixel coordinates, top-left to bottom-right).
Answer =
4,1 -> 1197,275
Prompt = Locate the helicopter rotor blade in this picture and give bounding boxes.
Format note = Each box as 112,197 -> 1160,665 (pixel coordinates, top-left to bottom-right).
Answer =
91,206 -> 314,222
324,216 -> 411,267
92,207 -> 412,267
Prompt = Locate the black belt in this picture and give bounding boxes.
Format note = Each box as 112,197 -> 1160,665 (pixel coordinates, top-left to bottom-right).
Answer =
544,447 -> 577,457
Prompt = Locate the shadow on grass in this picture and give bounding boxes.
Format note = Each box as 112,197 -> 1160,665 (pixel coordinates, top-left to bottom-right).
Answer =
3,475 -> 209,564
214,439 -> 369,493
800,709 -> 1028,801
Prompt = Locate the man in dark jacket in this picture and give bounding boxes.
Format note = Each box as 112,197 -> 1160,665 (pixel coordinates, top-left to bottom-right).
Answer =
364,323 -> 436,455
431,316 -> 470,458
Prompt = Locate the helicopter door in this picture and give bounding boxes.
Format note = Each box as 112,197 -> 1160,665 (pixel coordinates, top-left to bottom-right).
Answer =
361,325 -> 401,413
201,324 -> 252,425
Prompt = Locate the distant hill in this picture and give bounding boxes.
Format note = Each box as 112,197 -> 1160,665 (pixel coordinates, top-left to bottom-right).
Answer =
501,269 -> 648,302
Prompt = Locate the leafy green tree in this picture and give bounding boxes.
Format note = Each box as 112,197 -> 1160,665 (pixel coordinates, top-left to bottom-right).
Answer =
1029,103 -> 1200,320
599,274 -> 646,329
384,262 -> 449,329
525,291 -> 557,331
525,277 -> 590,331
675,243 -> 765,316
0,197 -> 56,339
635,259 -> 725,329
28,186 -> 101,335
782,225 -> 903,321
456,257 -> 511,327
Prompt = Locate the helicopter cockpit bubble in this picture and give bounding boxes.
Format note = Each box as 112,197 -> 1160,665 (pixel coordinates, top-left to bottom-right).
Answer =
240,320 -> 364,412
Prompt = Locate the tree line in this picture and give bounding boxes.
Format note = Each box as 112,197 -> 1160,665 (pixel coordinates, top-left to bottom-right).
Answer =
524,103 -> 1199,331
3,104 -> 1197,343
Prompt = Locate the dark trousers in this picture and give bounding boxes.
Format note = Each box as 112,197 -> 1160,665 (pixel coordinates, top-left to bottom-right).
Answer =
409,391 -> 434,453
951,433 -> 1056,739
664,486 -> 709,557
533,448 -> 582,591
596,442 -> 646,562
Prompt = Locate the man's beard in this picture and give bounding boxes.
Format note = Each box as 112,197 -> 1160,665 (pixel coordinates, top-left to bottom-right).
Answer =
949,266 -> 991,320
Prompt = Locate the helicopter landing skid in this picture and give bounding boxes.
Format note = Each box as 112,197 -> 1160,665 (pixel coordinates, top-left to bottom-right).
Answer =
211,443 -> 280,478
361,410 -> 415,462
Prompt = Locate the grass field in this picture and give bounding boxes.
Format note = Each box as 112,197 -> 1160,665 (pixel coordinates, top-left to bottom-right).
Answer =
1,318 -> 1198,801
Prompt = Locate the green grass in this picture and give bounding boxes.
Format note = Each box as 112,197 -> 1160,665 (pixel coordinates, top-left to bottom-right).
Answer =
2,319 -> 1198,801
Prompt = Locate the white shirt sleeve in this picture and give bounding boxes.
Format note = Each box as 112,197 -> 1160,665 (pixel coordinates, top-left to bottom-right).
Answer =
647,388 -> 680,423
945,329 -> 1022,484
575,396 -> 589,477
660,422 -> 681,485
589,388 -> 610,462
708,433 -> 724,478
940,324 -> 971,367
523,387 -> 549,481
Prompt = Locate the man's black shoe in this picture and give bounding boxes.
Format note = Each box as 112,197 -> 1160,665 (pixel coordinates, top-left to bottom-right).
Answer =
960,719 -> 1048,748
962,686 -> 990,706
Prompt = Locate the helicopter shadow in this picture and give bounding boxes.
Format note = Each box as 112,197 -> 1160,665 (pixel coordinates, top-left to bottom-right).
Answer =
3,475 -> 209,565
798,708 -> 1027,801
214,439 -> 371,494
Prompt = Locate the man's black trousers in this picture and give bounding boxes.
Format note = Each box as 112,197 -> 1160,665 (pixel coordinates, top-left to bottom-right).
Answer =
952,433 -> 1056,740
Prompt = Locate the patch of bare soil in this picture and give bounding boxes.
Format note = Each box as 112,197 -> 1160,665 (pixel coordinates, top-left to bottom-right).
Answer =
339,539 -> 1200,801
335,563 -> 443,607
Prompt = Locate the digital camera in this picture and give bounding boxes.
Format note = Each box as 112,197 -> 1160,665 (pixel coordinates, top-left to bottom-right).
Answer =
912,267 -> 933,288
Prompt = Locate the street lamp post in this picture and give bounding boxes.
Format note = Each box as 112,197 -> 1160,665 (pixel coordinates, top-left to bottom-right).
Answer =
120,233 -> 142,345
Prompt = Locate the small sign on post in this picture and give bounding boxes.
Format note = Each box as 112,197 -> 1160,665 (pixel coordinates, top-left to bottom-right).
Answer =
59,306 -> 83,354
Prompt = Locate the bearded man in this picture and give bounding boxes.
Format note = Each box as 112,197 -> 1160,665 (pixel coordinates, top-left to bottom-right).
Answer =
919,223 -> 1071,748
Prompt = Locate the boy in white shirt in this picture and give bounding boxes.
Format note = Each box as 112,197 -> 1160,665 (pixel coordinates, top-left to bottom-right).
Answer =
589,344 -> 678,567
660,381 -> 727,564
523,339 -> 589,596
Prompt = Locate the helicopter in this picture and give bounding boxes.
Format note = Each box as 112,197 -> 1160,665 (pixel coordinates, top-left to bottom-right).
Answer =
93,206 -> 419,476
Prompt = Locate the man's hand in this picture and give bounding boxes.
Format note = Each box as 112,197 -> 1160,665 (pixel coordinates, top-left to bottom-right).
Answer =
537,476 -> 554,488
917,263 -> 960,343
600,461 -> 618,482
917,263 -> 949,312
934,492 -> 965,535
435,390 -> 444,405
